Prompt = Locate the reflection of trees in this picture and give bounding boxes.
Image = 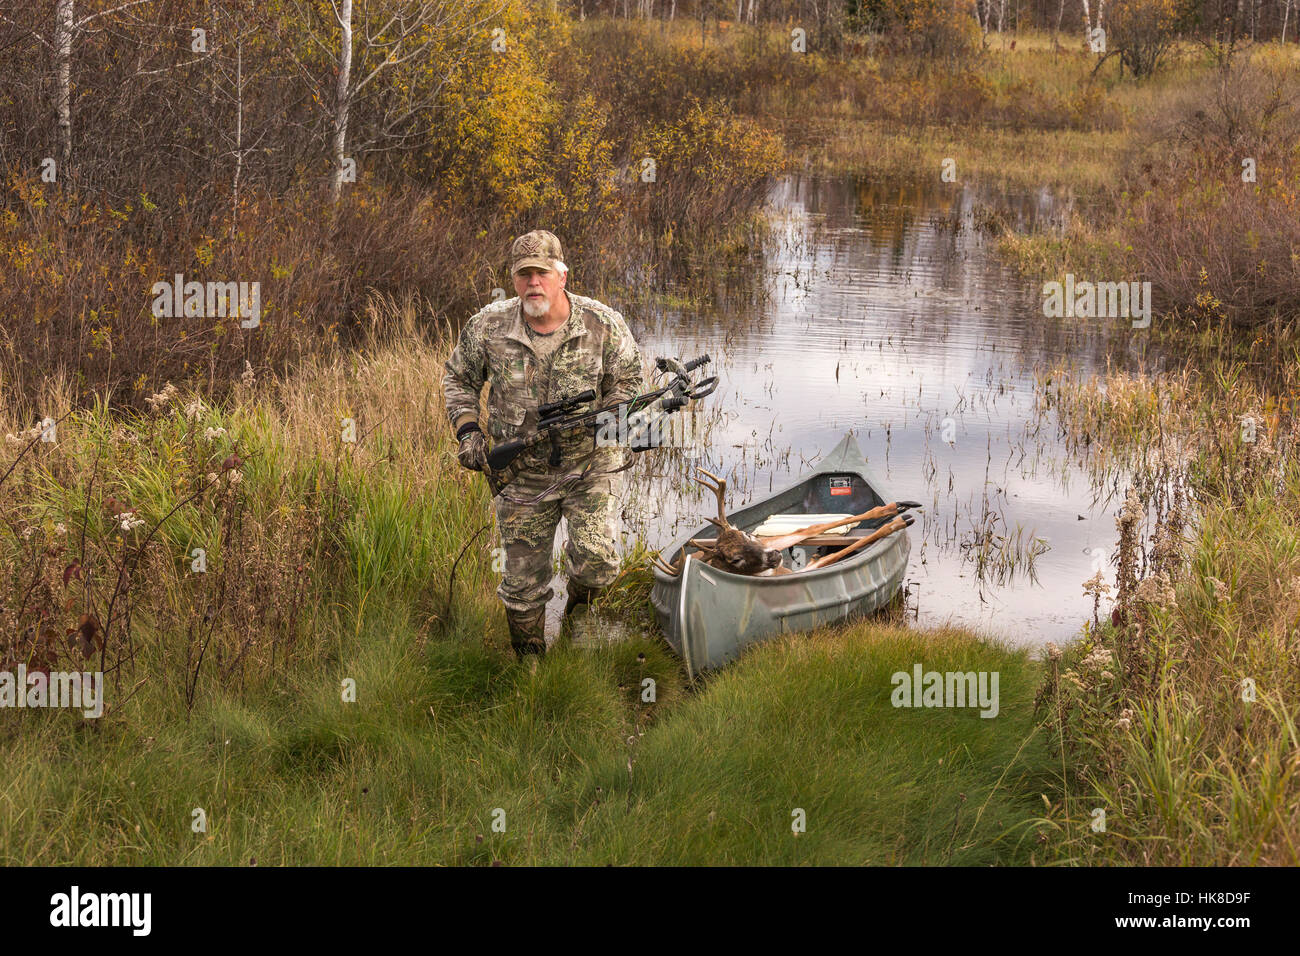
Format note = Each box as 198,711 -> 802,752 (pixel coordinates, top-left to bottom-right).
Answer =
651,172 -> 1146,389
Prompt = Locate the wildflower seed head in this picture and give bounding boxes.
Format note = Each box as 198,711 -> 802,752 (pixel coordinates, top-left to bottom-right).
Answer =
1082,570 -> 1112,597
1135,571 -> 1176,609
144,382 -> 179,412
1080,646 -> 1113,671
1117,487 -> 1142,531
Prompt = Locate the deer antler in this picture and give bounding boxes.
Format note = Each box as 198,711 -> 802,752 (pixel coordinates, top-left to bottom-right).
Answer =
694,468 -> 729,526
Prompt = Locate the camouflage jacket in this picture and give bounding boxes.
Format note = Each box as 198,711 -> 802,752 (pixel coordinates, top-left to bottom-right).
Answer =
442,291 -> 645,476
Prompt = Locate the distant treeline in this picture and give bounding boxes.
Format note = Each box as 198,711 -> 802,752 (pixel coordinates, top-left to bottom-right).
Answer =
570,0 -> 1300,44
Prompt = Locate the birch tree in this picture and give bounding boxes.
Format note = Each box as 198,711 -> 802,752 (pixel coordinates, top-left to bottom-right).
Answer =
290,0 -> 503,204
47,0 -> 157,173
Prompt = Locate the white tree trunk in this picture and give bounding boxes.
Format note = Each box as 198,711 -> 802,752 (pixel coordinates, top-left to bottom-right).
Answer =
329,0 -> 353,205
1081,0 -> 1092,34
231,38 -> 243,241
56,0 -> 74,168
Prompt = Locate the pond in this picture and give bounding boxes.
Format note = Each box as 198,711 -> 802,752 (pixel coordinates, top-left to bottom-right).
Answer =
556,173 -> 1163,648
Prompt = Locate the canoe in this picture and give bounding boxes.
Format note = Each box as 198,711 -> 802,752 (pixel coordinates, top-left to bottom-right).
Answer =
650,432 -> 911,678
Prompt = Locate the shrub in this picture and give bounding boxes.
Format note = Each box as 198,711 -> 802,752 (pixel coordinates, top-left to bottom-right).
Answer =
1103,0 -> 1194,78
1119,61 -> 1300,332
881,0 -> 982,68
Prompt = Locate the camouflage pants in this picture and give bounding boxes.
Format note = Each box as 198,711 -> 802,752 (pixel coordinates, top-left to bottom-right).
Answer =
493,469 -> 622,615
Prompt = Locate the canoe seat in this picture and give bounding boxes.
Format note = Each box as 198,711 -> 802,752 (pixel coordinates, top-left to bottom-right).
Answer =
751,513 -> 860,538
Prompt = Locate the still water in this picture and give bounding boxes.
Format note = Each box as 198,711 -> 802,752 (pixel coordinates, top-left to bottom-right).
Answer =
560,174 -> 1156,647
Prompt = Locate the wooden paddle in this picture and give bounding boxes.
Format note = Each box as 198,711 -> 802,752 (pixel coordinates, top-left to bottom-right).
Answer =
799,513 -> 915,571
686,500 -> 920,554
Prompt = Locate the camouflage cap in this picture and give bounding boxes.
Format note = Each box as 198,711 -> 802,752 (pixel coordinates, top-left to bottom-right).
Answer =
509,229 -> 564,275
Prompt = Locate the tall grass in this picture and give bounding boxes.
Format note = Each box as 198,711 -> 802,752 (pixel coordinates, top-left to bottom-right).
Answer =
1034,350 -> 1300,865
0,294 -> 1053,864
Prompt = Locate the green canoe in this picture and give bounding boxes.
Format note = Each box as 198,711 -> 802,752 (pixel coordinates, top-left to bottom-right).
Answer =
650,432 -> 911,677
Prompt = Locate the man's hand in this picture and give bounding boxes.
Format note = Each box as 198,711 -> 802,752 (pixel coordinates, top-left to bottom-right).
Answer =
456,423 -> 489,472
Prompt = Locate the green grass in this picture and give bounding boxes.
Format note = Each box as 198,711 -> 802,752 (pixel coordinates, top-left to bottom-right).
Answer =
0,600 -> 1051,865
0,319 -> 1055,865
563,624 -> 1049,865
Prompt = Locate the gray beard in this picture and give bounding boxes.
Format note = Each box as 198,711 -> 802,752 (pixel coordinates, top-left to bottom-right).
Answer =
522,295 -> 550,318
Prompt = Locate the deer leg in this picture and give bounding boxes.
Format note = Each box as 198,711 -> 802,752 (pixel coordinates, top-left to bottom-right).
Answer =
651,555 -> 681,576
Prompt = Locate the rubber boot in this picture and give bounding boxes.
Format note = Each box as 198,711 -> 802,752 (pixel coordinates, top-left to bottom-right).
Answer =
561,582 -> 606,644
564,581 -> 602,619
506,607 -> 547,661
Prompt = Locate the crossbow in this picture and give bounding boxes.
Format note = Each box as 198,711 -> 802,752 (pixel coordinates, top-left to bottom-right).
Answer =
483,354 -> 718,495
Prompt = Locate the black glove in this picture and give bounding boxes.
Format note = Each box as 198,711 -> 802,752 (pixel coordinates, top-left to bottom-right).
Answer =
456,422 -> 488,472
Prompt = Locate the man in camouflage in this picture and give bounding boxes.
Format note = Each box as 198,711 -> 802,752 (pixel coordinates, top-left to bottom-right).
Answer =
442,230 -> 645,659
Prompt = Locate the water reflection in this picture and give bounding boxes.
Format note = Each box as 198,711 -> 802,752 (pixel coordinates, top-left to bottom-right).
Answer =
597,173 -> 1155,647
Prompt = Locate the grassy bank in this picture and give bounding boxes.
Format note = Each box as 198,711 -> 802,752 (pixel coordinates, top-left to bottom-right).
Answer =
1029,352 -> 1300,865
0,303 -> 1051,864
0,614 -> 1051,865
